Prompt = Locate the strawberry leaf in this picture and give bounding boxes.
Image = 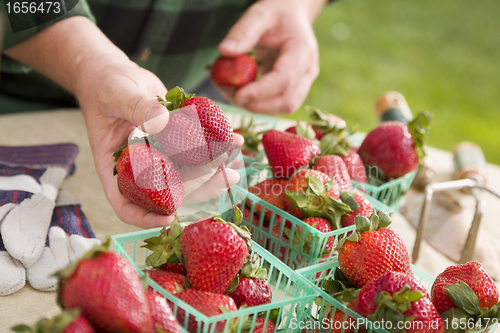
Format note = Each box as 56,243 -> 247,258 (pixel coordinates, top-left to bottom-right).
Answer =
378,211 -> 392,228
408,110 -> 433,166
445,282 -> 482,317
157,86 -> 195,111
295,119 -> 317,140
355,215 -> 371,233
306,174 -> 324,196
441,308 -> 476,333
285,190 -> 309,208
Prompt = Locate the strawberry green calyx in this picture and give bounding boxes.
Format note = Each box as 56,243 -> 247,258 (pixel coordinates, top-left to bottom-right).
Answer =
336,211 -> 391,250
142,217 -> 184,268
12,309 -> 82,333
307,106 -> 345,132
294,119 -> 317,141
441,282 -> 500,332
340,191 -> 361,211
157,86 -> 195,111
408,110 -> 433,166
214,212 -> 253,253
286,174 -> 352,230
367,285 -> 423,329
236,117 -> 265,156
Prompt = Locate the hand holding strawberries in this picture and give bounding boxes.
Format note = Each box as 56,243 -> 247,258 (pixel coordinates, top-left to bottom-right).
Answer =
218,0 -> 325,114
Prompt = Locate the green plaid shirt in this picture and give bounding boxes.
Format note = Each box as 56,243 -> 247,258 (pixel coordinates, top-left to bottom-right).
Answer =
0,0 -> 256,105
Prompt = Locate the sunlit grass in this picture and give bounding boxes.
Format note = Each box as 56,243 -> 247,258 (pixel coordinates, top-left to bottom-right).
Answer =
282,0 -> 500,165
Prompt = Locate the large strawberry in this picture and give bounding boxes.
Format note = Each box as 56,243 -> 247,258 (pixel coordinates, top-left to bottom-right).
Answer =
430,262 -> 500,332
340,192 -> 373,227
357,111 -> 432,179
143,269 -> 186,296
56,241 -> 153,333
247,178 -> 289,222
210,54 -> 258,89
145,292 -> 182,333
13,310 -> 96,333
176,289 -> 238,333
337,211 -> 413,288
262,130 -> 320,179
181,216 -> 251,294
357,271 -> 444,333
154,87 -> 234,167
312,155 -> 353,190
285,169 -> 351,229
113,140 -> 184,215
227,253 -> 272,308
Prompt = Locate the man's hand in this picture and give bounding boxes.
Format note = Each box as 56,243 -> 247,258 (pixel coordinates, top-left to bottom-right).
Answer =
4,17 -> 243,229
218,0 -> 327,115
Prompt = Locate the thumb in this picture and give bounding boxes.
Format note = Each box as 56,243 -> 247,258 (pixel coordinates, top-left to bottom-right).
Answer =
219,5 -> 273,56
124,95 -> 169,134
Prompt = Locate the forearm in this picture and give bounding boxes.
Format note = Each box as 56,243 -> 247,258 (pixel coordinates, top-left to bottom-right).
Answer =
3,16 -> 130,95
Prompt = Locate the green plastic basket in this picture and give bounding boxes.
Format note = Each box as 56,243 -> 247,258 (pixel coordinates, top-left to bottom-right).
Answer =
351,168 -> 418,211
221,184 -> 394,272
111,229 -> 318,333
296,260 -> 497,333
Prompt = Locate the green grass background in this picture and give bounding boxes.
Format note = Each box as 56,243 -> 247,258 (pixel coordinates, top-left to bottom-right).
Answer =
280,0 -> 500,165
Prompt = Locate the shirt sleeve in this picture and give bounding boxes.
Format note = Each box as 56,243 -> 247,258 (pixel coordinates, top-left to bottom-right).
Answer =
0,0 -> 95,51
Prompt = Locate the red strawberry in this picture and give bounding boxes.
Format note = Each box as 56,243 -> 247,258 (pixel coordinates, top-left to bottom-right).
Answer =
300,217 -> 334,258
262,130 -> 320,179
358,111 -> 432,179
285,169 -> 351,229
210,54 -> 258,88
431,261 -> 499,315
340,150 -> 368,183
143,270 -> 186,296
357,272 -> 444,333
159,263 -> 187,275
113,141 -> 184,215
13,310 -> 96,333
227,253 -> 272,308
155,87 -> 234,167
248,178 -> 289,221
181,217 -> 250,294
176,289 -> 237,333
312,155 -> 353,190
145,292 -> 182,333
252,317 -> 276,333
337,211 -> 413,288
56,241 -> 153,333
228,277 -> 272,307
340,192 -> 373,227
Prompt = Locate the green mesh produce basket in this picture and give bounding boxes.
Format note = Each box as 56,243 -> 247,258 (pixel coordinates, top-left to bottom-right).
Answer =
351,168 -> 418,211
296,260 -> 497,333
221,184 -> 394,272
111,229 -> 318,333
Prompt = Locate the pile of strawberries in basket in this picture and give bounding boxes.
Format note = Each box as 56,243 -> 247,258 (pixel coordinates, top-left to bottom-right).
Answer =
14,212 -> 277,333
303,211 -> 500,333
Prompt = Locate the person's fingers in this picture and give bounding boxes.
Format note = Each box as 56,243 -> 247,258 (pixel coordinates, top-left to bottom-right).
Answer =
233,133 -> 244,147
243,64 -> 319,114
182,168 -> 240,205
109,79 -> 169,134
218,4 -> 274,56
180,153 -> 228,195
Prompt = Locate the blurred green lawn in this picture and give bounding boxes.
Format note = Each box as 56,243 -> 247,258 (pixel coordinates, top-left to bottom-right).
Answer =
281,0 -> 500,165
